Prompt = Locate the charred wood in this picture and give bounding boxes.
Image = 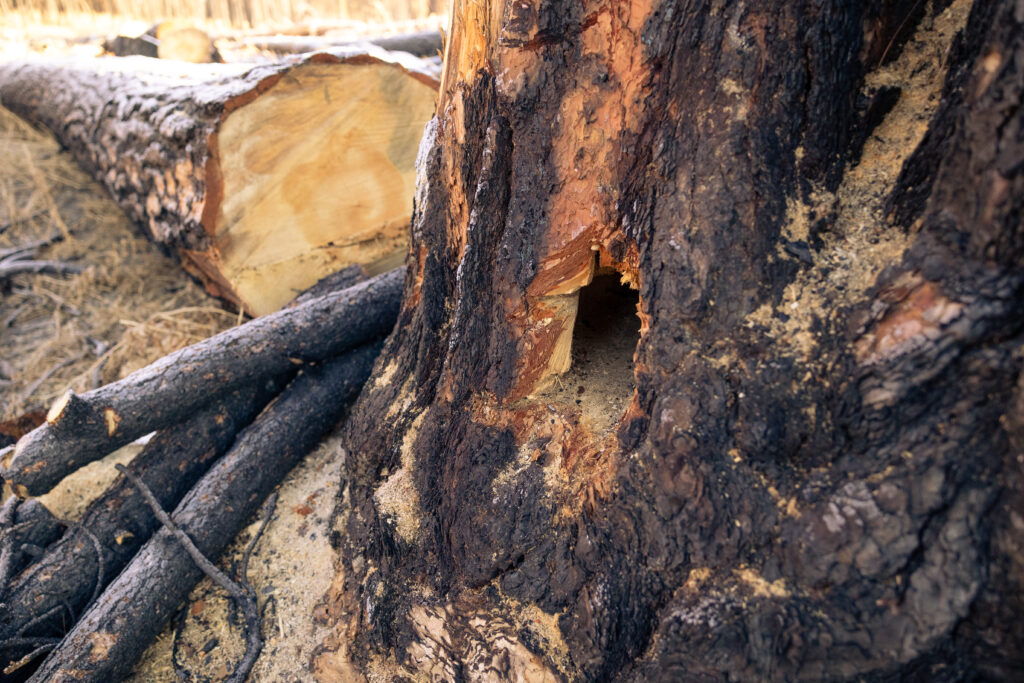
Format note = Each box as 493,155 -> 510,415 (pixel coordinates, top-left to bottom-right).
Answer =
0,379 -> 282,676
27,341 -> 381,682
2,267 -> 401,496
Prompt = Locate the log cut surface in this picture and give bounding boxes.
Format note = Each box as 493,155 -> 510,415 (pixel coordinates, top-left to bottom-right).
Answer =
0,47 -> 437,314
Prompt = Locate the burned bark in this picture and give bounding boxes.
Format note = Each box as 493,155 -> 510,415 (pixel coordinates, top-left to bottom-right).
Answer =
0,498 -> 63,603
0,49 -> 436,314
0,379 -> 282,676
2,267 -> 401,496
27,341 -> 381,682
323,0 -> 1024,680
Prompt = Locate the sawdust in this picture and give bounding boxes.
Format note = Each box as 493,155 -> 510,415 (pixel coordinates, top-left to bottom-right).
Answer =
533,272 -> 640,437
128,429 -> 351,682
374,411 -> 426,543
746,0 -> 973,364
35,441 -> 144,522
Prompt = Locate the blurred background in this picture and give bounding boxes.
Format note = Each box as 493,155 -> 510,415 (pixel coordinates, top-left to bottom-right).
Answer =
0,0 -> 448,57
1,0 -> 447,25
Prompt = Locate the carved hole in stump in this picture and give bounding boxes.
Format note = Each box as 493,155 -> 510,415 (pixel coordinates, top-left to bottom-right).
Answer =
535,268 -> 639,434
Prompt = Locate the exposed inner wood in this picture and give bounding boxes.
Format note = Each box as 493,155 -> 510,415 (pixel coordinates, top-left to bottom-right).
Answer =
195,62 -> 435,315
532,270 -> 640,436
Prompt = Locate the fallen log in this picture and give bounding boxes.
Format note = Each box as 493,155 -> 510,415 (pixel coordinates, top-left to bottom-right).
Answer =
0,48 -> 436,314
2,267 -> 402,496
246,29 -> 443,58
0,379 -> 283,673
27,341 -> 381,682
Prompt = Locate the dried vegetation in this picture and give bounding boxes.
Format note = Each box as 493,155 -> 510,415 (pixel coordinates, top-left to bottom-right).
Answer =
0,105 -> 236,421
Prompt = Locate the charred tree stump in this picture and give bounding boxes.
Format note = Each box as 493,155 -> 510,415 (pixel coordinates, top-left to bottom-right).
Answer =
0,379 -> 283,676
2,267 -> 401,496
27,342 -> 381,682
321,0 -> 1024,680
0,49 -> 436,314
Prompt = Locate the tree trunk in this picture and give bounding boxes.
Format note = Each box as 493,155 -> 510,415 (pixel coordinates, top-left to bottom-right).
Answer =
321,0 -> 1024,680
0,49 -> 437,315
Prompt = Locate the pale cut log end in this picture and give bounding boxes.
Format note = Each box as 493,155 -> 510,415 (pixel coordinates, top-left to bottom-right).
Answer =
192,59 -> 437,316
46,389 -> 103,435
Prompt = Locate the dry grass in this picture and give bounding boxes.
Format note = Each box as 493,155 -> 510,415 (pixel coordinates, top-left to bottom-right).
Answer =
0,104 -> 236,419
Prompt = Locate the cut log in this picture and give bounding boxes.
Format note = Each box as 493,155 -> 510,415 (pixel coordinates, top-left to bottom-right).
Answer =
0,48 -> 436,314
2,267 -> 402,496
245,29 -> 443,58
0,379 -> 282,674
102,22 -> 222,63
27,342 -> 381,682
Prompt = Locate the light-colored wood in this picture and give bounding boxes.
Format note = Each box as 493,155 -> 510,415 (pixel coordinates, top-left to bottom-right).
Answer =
0,48 -> 438,315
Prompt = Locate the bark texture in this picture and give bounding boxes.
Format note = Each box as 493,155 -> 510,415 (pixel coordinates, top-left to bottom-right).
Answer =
2,267 -> 401,496
29,342 -> 381,682
324,0 -> 1024,680
0,48 -> 436,314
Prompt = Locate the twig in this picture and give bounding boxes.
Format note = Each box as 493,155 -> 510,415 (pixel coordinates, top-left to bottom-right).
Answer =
2,642 -> 58,675
0,637 -> 61,650
238,492 -> 278,587
0,233 -> 63,262
72,522 -> 106,616
14,604 -> 68,638
116,464 -> 272,683
1,305 -> 24,328
0,260 -> 82,279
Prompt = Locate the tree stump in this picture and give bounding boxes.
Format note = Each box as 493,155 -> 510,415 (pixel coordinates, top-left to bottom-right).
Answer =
320,0 -> 1024,679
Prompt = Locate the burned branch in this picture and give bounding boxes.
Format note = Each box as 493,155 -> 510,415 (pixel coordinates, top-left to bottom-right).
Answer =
2,267 -> 401,496
0,380 -> 282,671
27,341 -> 381,681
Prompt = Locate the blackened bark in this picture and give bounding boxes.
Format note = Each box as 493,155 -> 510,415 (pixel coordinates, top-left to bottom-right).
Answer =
2,267 -> 401,496
326,0 -> 1023,680
0,379 -> 282,676
28,342 -> 381,682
